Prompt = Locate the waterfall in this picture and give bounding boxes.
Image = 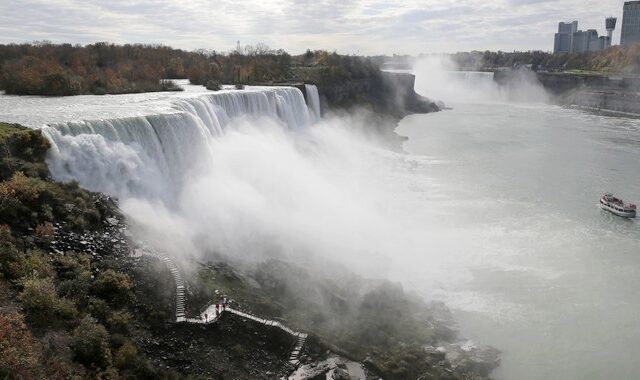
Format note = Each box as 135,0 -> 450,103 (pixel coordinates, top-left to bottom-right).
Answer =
42,87 -> 315,204
417,71 -> 500,104
446,71 -> 495,86
305,84 -> 321,121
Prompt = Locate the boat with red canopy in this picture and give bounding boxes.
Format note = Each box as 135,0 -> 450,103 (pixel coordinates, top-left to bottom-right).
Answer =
600,193 -> 636,218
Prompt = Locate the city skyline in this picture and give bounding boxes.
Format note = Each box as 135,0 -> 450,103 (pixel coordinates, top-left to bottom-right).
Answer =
0,0 -> 626,55
622,1 -> 640,45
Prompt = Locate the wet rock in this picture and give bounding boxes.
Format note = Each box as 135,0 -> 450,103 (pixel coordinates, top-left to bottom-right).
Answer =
424,345 -> 447,361
445,341 -> 500,378
106,217 -> 119,226
331,367 -> 350,380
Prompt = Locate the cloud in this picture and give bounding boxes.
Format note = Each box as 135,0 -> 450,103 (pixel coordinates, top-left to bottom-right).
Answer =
0,0 -> 626,54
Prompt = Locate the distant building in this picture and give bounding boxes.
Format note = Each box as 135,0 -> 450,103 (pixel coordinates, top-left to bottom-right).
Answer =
554,21 -> 578,53
553,14 -> 620,53
586,29 -> 601,52
571,30 -> 588,53
598,36 -> 611,50
554,17 -> 618,54
604,17 -> 616,49
622,1 -> 640,46
606,17 -> 617,41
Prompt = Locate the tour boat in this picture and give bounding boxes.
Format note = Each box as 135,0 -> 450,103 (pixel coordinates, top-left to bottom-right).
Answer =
600,193 -> 636,218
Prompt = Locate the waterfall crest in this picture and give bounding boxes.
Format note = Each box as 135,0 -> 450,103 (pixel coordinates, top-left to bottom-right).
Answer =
42,87 -> 315,203
305,84 -> 321,121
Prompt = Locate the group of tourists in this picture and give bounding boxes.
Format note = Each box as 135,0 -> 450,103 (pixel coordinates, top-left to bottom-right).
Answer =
204,297 -> 228,323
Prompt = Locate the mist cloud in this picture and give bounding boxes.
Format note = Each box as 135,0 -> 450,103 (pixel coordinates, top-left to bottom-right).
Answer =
411,55 -> 549,104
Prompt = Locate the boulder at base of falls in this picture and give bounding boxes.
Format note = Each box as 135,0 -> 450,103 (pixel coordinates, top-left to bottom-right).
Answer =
443,341 -> 501,378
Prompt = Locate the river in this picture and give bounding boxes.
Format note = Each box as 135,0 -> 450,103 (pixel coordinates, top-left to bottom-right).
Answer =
2,74 -> 640,379
396,71 -> 640,379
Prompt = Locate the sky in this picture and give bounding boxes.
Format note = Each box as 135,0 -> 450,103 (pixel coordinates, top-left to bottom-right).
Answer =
0,0 -> 625,55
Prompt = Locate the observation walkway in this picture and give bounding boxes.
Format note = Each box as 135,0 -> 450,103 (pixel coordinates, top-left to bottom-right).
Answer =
135,247 -> 307,375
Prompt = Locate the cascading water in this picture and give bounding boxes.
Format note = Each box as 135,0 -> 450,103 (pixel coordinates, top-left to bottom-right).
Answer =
305,84 -> 321,121
415,70 -> 500,104
41,86 -> 315,204
447,71 -> 494,86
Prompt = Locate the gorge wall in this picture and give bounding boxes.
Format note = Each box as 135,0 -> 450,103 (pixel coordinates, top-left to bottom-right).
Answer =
494,70 -> 640,116
316,72 -> 440,118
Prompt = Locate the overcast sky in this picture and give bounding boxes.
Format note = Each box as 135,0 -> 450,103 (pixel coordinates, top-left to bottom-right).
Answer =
0,0 -> 625,55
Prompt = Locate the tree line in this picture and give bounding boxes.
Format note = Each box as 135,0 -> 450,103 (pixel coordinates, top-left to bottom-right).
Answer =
0,42 -> 294,96
0,42 -> 384,96
376,45 -> 640,75
450,45 -> 640,74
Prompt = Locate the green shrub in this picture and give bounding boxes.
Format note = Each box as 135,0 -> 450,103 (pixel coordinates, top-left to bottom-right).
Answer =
159,79 -> 183,92
71,316 -> 112,369
18,275 -> 77,322
107,310 -> 132,333
68,215 -> 88,231
57,277 -> 91,306
206,80 -> 222,91
55,297 -> 79,320
40,204 -> 53,221
95,270 -> 132,304
18,276 -> 57,310
21,249 -> 54,279
114,341 -> 138,370
35,222 -> 54,244
0,160 -> 110,232
55,252 -> 91,281
87,297 -> 110,324
0,226 -> 26,280
55,253 -> 92,305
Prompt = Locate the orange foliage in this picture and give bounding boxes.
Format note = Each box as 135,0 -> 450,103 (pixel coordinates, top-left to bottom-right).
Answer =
0,42 -> 292,94
0,312 -> 45,378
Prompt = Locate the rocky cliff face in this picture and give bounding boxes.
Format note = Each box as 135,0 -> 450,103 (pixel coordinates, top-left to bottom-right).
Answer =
566,90 -> 640,116
494,70 -> 640,116
316,72 -> 440,118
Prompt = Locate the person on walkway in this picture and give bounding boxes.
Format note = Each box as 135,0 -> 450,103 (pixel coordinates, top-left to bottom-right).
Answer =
215,304 -> 220,318
205,313 -> 208,322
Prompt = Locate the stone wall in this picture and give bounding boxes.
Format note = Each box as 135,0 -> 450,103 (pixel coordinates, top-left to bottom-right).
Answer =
494,70 -> 640,116
568,90 -> 640,116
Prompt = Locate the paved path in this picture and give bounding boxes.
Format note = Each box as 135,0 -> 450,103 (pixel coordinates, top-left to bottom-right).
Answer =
136,248 -> 307,373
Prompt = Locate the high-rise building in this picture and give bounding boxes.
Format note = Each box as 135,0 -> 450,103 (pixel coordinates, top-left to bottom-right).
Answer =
621,1 -> 640,46
571,30 -> 588,53
598,36 -> 610,50
554,21 -> 578,53
586,29 -> 601,52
